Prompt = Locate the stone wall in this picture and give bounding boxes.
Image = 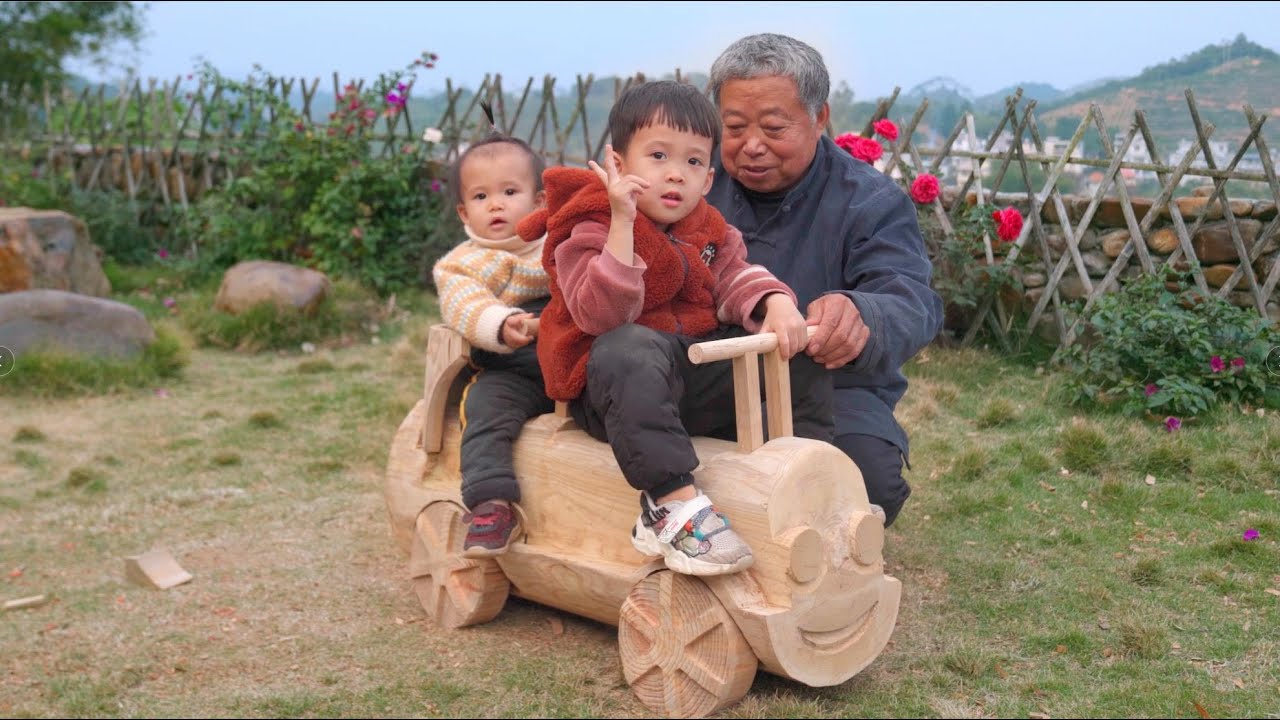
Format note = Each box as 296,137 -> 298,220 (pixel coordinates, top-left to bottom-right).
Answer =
933,186 -> 1280,341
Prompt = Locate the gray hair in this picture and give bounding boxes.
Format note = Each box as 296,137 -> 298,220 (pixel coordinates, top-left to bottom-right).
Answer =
708,33 -> 830,119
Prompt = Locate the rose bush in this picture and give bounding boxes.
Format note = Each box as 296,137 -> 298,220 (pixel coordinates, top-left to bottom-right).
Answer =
174,52 -> 457,292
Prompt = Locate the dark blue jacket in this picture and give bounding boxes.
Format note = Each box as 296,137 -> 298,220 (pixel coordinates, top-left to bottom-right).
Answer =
707,134 -> 943,458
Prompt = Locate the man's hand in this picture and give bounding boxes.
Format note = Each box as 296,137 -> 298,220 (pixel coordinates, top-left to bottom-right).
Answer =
588,144 -> 649,224
805,293 -> 869,369
757,293 -> 808,360
501,312 -> 537,349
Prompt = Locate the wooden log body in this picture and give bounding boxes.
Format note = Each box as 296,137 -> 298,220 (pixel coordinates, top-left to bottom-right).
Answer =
384,327 -> 900,688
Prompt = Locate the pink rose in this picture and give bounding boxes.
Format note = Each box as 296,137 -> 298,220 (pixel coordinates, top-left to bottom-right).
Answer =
873,119 -> 899,141
993,207 -> 1023,242
834,132 -> 859,155
910,174 -> 940,204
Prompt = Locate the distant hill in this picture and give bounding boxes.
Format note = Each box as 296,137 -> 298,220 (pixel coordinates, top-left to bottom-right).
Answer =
1038,34 -> 1280,149
973,83 -> 1063,113
903,76 -> 973,105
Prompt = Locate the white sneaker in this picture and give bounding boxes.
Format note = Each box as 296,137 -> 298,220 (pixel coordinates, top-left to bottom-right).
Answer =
631,490 -> 754,576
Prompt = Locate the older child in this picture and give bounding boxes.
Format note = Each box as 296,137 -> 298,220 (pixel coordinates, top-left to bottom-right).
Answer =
518,81 -> 833,576
432,125 -> 552,557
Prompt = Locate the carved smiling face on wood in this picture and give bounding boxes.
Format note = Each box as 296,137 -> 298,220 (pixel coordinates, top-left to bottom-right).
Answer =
699,437 -> 901,686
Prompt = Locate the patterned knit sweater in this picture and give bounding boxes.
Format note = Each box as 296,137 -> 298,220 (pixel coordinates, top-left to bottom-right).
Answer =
431,225 -> 550,353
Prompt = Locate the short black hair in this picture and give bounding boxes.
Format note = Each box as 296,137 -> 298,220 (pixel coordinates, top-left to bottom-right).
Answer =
446,133 -> 545,205
606,80 -> 720,155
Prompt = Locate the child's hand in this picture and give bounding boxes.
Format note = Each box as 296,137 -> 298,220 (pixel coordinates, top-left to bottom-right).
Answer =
501,312 -> 536,349
758,294 -> 807,360
588,144 -> 650,223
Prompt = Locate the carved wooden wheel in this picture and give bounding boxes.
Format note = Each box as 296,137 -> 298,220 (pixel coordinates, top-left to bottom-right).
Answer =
409,501 -> 509,629
618,571 -> 757,718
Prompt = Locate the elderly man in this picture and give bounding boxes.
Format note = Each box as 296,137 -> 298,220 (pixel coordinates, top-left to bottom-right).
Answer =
705,33 -> 943,527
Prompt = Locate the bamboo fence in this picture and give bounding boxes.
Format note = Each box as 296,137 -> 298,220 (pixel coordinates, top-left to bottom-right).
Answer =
2,72 -> 1278,351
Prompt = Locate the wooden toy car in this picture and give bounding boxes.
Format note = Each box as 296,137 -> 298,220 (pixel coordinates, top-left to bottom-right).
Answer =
385,324 -> 901,717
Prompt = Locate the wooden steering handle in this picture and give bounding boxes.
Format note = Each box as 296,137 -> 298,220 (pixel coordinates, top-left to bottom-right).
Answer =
687,326 -> 818,364
686,326 -> 819,452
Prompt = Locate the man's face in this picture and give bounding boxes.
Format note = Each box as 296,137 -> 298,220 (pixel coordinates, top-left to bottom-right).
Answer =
718,75 -> 829,194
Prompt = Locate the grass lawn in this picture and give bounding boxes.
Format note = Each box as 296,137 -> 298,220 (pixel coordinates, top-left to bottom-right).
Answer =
1,294 -> 1277,717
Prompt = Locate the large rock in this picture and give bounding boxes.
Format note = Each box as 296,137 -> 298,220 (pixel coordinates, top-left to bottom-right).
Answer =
1093,196 -> 1155,228
0,289 -> 154,358
1101,230 -> 1130,258
1147,227 -> 1181,255
1191,219 -> 1264,264
213,261 -> 330,315
1082,250 -> 1112,277
0,208 -> 111,297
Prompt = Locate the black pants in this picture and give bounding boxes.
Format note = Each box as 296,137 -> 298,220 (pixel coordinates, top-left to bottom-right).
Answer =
458,304 -> 554,510
572,324 -> 834,499
834,433 -> 910,527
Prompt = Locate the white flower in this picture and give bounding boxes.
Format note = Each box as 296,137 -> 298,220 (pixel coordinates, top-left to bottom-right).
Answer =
422,127 -> 443,144
301,342 -> 316,354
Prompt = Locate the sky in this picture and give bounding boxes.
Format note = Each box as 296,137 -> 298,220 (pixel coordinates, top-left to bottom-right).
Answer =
68,1 -> 1280,101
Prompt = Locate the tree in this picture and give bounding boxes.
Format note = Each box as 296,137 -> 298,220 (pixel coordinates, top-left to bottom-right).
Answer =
828,80 -> 857,132
0,2 -> 146,94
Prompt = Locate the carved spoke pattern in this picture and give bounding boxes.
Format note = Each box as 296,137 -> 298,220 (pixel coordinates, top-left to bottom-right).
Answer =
618,572 -> 756,718
409,502 -> 509,629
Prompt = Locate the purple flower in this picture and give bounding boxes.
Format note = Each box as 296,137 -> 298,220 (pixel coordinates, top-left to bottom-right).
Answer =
1210,355 -> 1225,373
1243,528 -> 1259,541
430,179 -> 443,193
162,296 -> 176,309
1164,416 -> 1182,432
1231,357 -> 1246,369
1145,383 -> 1158,397
396,82 -> 407,93
385,92 -> 402,106
157,248 -> 170,260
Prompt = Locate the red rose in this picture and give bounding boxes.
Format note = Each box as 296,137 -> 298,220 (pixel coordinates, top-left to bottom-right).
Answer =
850,137 -> 884,164
873,119 -> 899,142
834,132 -> 859,154
910,174 -> 940,204
834,133 -> 884,163
993,207 -> 1023,242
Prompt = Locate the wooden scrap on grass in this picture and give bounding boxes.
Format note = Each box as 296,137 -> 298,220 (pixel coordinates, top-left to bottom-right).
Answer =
4,594 -> 49,611
124,549 -> 193,590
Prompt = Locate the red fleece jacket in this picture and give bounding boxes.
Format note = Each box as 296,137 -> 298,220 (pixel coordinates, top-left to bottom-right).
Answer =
517,166 -> 795,401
